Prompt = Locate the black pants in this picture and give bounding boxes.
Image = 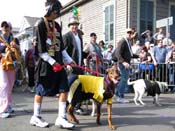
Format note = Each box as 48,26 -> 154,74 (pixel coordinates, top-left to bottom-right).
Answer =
27,66 -> 35,87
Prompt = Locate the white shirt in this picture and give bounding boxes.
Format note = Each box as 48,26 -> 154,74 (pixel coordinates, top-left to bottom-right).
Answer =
73,33 -> 82,65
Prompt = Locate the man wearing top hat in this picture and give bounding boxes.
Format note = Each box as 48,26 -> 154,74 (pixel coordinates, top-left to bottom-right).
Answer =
63,15 -> 86,114
63,15 -> 84,75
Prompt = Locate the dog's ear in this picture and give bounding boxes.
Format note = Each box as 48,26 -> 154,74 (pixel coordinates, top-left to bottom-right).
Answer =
106,68 -> 110,74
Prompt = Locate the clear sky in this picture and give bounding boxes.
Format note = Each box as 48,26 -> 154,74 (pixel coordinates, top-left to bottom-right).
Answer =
0,0 -> 71,28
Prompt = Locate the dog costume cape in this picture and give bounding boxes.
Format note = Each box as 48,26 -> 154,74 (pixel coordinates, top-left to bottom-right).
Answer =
68,75 -> 113,104
144,80 -> 161,96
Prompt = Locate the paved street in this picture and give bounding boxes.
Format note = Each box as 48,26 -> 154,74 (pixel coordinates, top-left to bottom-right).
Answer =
1,88 -> 175,131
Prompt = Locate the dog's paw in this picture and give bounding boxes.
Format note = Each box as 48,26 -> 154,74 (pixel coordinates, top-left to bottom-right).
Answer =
155,103 -> 162,107
140,103 -> 145,106
91,113 -> 96,117
70,118 -> 79,124
97,122 -> 102,125
135,103 -> 140,106
96,119 -> 102,126
109,125 -> 117,130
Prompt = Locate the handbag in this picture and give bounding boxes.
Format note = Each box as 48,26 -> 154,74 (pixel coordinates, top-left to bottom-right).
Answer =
0,36 -> 21,70
138,63 -> 154,71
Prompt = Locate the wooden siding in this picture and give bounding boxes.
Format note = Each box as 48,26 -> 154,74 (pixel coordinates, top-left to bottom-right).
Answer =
115,0 -> 127,44
57,0 -> 175,47
130,0 -> 138,30
59,0 -> 111,45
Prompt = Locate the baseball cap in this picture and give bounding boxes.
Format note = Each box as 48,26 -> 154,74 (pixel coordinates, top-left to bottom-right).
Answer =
90,33 -> 97,37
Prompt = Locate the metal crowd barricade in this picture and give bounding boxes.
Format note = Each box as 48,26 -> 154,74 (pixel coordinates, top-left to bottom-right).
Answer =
130,62 -> 175,87
85,52 -> 114,76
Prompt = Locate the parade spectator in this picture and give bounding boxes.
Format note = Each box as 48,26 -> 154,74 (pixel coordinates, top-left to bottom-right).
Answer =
0,21 -> 18,118
83,33 -> 104,74
166,42 -> 175,86
151,39 -> 168,66
24,41 -> 36,92
103,44 -> 114,68
115,28 -> 139,103
139,46 -> 153,79
153,27 -> 165,41
99,40 -> 106,53
151,38 -> 168,81
163,32 -> 172,47
141,29 -> 154,44
131,27 -> 139,45
102,44 -> 114,61
29,0 -> 75,129
139,46 -> 152,64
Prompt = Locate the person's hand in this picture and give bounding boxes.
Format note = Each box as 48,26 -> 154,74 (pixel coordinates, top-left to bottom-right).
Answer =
66,61 -> 76,71
122,62 -> 130,68
52,63 -> 63,72
67,65 -> 72,71
69,60 -> 77,67
13,60 -> 18,67
153,61 -> 158,66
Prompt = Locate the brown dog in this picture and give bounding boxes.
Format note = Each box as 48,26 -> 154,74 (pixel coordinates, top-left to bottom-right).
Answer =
67,66 -> 119,130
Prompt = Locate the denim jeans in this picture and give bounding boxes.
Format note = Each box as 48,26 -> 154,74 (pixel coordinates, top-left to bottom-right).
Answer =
115,63 -> 129,98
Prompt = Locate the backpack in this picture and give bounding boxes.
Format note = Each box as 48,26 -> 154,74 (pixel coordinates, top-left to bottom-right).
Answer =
0,36 -> 21,70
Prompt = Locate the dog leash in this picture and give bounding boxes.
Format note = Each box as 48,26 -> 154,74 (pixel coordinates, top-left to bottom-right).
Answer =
60,64 -> 103,76
61,53 -> 104,76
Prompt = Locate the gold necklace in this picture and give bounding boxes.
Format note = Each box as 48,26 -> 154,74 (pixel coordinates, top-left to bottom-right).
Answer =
43,17 -> 56,45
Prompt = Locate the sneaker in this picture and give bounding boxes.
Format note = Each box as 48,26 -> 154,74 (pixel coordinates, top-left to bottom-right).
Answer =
75,108 -> 85,115
7,106 -> 14,113
55,117 -> 75,129
30,116 -> 49,128
29,88 -> 35,93
0,112 -> 10,118
115,98 -> 130,103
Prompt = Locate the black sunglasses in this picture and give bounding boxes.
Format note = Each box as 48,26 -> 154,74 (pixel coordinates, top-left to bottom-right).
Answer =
127,31 -> 133,34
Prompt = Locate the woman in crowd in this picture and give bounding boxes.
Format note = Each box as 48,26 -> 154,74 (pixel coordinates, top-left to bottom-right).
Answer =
0,21 -> 19,118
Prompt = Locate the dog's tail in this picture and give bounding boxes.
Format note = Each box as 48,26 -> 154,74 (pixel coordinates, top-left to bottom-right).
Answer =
127,78 -> 136,85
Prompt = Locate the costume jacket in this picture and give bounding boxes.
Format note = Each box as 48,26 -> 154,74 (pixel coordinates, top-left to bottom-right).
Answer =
35,18 -> 65,92
68,75 -> 113,104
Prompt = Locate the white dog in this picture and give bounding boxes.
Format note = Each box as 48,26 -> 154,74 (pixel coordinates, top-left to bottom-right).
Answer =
127,78 -> 168,106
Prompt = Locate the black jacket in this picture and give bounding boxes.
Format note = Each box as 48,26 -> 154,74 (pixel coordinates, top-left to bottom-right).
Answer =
116,37 -> 138,64
63,31 -> 84,74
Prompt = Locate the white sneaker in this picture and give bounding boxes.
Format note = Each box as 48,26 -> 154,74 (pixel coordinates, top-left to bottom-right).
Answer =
55,117 -> 75,129
30,116 -> 49,128
116,98 -> 130,103
0,112 -> 10,118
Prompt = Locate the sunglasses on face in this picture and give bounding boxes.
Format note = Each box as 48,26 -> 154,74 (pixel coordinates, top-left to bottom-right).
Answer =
127,31 -> 133,34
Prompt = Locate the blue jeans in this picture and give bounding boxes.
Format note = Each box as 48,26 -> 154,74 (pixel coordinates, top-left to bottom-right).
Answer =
115,63 -> 129,98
